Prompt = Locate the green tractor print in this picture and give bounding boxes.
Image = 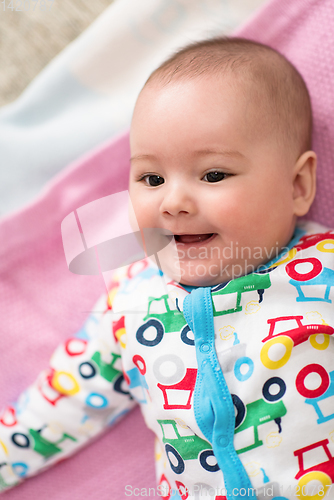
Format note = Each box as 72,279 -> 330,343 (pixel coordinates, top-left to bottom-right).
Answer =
79,351 -> 122,383
0,462 -> 19,490
233,377 -> 287,454
136,295 -> 192,347
157,419 -> 219,475
10,426 -> 77,459
211,271 -> 272,316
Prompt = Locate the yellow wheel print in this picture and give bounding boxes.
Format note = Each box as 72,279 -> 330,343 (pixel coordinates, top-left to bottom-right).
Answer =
115,327 -> 127,348
107,287 -> 119,308
297,471 -> 331,499
316,239 -> 334,253
0,439 -> 8,456
154,438 -> 164,464
52,371 -> 80,396
260,335 -> 293,369
269,247 -> 297,267
309,334 -> 330,350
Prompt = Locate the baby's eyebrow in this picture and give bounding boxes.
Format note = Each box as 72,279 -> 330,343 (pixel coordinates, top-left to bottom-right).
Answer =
130,150 -> 245,162
193,148 -> 245,159
130,154 -> 156,163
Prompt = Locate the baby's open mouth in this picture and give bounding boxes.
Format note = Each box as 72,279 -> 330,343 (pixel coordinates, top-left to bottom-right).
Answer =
174,233 -> 215,244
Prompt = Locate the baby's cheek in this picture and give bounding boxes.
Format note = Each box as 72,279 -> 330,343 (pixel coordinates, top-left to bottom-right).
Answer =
213,195 -> 252,230
128,200 -> 141,232
130,198 -> 153,227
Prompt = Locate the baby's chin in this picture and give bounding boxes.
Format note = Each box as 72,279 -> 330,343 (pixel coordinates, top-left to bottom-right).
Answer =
154,261 -> 219,287
177,274 -> 220,287
168,260 -> 263,287
170,267 -> 233,288
155,250 -> 270,287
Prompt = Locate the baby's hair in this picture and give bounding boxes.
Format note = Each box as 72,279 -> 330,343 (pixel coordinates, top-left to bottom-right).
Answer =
145,37 -> 312,157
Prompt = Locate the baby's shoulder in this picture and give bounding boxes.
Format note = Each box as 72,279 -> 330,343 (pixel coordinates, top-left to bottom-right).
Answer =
106,258 -> 162,312
294,220 -> 334,251
110,257 -> 160,287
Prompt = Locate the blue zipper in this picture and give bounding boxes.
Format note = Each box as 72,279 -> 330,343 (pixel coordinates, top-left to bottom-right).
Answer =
183,287 -> 256,500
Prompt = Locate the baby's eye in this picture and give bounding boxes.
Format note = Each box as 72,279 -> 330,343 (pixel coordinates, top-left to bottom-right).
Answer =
203,171 -> 227,183
142,174 -> 165,186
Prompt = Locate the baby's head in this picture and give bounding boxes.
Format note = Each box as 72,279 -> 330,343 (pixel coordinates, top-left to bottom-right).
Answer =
129,37 -> 317,286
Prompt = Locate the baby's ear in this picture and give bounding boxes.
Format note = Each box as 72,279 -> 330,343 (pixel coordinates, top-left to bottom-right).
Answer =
292,150 -> 317,217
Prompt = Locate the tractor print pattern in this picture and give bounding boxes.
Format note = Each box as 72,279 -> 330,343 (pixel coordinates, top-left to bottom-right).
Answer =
0,221 -> 333,500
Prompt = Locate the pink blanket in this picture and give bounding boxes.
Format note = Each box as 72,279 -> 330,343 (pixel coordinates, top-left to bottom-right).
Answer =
1,0 -> 334,498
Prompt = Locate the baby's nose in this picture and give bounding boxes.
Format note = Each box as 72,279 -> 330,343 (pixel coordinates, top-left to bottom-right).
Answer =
160,184 -> 196,217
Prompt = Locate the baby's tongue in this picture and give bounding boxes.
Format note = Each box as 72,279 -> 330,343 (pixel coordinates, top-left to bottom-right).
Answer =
177,234 -> 212,244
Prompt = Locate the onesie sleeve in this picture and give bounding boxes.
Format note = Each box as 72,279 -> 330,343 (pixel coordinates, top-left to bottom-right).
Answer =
0,292 -> 136,492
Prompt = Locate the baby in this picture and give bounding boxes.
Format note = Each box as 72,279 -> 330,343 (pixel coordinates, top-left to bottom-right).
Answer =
129,37 -> 316,288
0,38 -> 333,500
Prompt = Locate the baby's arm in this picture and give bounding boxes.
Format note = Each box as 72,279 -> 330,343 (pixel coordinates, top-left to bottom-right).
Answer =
0,293 -> 135,492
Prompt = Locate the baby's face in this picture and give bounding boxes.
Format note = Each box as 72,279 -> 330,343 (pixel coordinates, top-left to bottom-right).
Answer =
129,76 -> 298,286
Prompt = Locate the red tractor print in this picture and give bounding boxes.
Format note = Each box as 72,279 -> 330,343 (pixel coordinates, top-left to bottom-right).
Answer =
262,316 -> 334,346
260,316 -> 334,370
294,232 -> 334,252
294,439 -> 334,498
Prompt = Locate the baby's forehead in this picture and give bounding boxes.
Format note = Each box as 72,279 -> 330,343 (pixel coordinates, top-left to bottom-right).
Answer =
134,41 -> 311,157
131,75 -> 277,168
134,71 -> 267,133
139,61 -> 274,115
